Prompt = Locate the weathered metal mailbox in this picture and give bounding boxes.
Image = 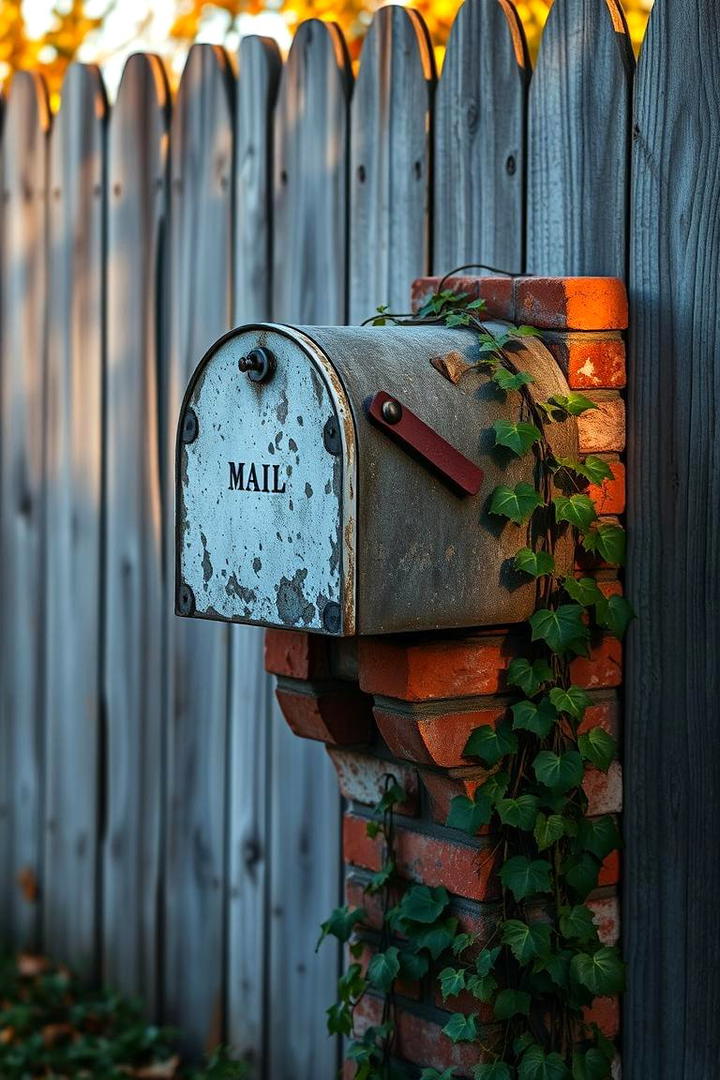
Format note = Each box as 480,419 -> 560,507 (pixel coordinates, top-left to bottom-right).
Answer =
175,323 -> 578,636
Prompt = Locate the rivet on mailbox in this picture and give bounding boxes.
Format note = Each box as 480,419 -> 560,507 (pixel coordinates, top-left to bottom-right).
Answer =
175,324 -> 578,636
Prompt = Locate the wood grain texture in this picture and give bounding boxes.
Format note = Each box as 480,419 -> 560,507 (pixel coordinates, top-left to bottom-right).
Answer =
349,5 -> 435,323
103,53 -> 170,1008
527,0 -> 633,277
43,63 -> 106,978
267,19 -> 350,1076
626,1 -> 720,1074
0,71 -> 50,949
434,0 -> 529,276
227,35 -> 280,1065
272,19 -> 351,323
165,43 -> 235,1051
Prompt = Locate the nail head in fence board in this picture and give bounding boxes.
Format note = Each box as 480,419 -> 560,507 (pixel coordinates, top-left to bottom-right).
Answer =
349,5 -> 435,324
103,52 -> 169,1009
626,1 -> 720,1073
166,43 -> 235,1051
434,0 -> 529,276
273,19 -> 351,323
43,62 -> 106,979
267,18 -> 350,1076
0,70 -> 50,948
527,0 -> 634,278
228,34 -> 280,1064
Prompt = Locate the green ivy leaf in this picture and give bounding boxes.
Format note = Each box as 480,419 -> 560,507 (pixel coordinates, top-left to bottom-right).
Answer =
438,967 -> 466,1001
409,917 -> 459,960
548,686 -> 590,720
570,947 -> 625,996
464,722 -> 518,767
398,950 -> 429,981
316,905 -> 365,949
493,367 -> 535,393
447,791 -> 493,833
490,483 -> 544,524
536,948 -> 571,990
442,1012 -> 478,1043
507,658 -> 554,696
326,1001 -> 353,1036
562,853 -> 601,899
494,988 -> 531,1020
499,855 -> 553,901
530,605 -> 589,655
466,971 -> 498,1003
338,961 -> 366,1002
422,1069 -> 457,1080
581,523 -> 626,565
476,945 -> 501,976
572,1048 -> 612,1080
473,1063 -> 513,1080
559,905 -> 599,945
396,885 -> 450,925
556,455 -> 614,485
514,548 -> 556,578
451,932 -> 476,957
493,419 -> 542,455
479,771 -> 511,803
497,795 -> 540,831
554,494 -> 598,532
511,698 -> 557,738
375,781 -> 407,813
533,750 -> 584,793
562,576 -> 605,606
519,1046 -> 570,1080
366,820 -> 381,839
367,946 -> 400,992
365,859 -> 395,894
578,728 -> 616,772
595,594 -> 635,638
446,312 -> 471,327
534,812 -> 566,851
549,393 -> 599,416
577,816 -> 621,860
501,919 -> 552,964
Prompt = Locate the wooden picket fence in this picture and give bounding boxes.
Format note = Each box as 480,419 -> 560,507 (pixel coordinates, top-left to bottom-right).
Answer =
0,0 -> 718,1076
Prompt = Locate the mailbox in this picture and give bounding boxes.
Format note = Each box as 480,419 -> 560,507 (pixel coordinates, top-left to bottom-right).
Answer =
175,323 -> 578,636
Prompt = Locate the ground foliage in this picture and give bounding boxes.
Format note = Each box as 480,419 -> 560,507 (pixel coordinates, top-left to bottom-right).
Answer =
319,274 -> 629,1078
0,953 -> 249,1080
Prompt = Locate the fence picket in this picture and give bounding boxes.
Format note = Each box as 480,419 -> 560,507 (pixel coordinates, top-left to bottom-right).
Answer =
227,34 -> 280,1064
527,0 -> 633,277
0,71 -> 50,949
626,1 -> 720,1073
103,53 -> 170,1009
43,62 -> 106,978
165,43 -> 235,1050
268,19 -> 352,1076
349,5 -> 435,323
434,0 -> 529,275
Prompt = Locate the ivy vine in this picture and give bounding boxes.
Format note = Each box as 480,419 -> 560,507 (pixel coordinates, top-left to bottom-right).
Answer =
319,275 -> 630,1080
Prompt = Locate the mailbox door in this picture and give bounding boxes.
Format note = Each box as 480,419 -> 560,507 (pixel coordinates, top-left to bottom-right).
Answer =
177,325 -> 357,635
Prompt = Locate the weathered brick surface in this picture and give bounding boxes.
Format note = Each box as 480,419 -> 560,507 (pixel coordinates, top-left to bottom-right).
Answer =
587,459 -> 625,514
275,683 -> 373,746
264,628 -> 330,679
327,747 -> 419,815
541,331 -> 626,389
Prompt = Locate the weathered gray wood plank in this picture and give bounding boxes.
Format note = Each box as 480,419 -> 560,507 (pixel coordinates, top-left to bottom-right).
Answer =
626,2 -> 720,1074
165,43 -> 235,1051
349,5 -> 435,323
227,35 -> 280,1067
267,19 -> 351,1076
103,52 -> 170,1009
527,0 -> 633,277
43,62 -> 106,978
0,70 -> 50,949
273,19 -> 351,322
434,0 -> 529,275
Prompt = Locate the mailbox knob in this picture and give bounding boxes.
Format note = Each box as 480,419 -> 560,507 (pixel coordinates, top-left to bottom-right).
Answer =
239,347 -> 276,383
381,398 -> 403,424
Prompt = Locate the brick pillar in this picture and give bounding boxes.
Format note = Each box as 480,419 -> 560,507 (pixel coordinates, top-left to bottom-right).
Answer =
265,276 -> 626,1078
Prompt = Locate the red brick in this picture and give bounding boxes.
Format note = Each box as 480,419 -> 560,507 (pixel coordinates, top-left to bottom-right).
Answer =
375,701 -> 507,768
584,762 -> 623,816
577,394 -> 626,453
276,685 -> 373,746
344,875 -> 497,944
358,634 -> 511,702
599,850 -> 620,888
571,636 -> 622,689
584,994 -> 620,1038
420,770 -> 487,826
541,332 -> 626,389
343,813 -> 497,902
588,895 -> 620,946
264,629 -> 329,679
587,459 -> 625,515
411,275 -> 514,320
327,748 -> 419,814
514,277 -> 628,331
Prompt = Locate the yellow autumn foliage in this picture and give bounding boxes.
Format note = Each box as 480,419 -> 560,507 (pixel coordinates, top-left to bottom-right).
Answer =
0,0 -> 653,99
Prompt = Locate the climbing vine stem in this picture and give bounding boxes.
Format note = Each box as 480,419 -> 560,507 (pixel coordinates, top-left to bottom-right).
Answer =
321,278 -> 630,1080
